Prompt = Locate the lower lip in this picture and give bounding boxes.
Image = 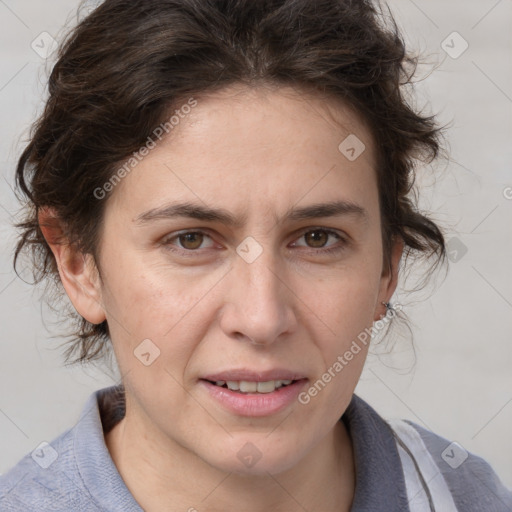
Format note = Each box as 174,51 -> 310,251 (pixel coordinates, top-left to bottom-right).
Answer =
200,379 -> 308,417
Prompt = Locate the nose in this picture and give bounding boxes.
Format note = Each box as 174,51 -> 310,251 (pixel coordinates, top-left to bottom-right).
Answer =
218,247 -> 297,346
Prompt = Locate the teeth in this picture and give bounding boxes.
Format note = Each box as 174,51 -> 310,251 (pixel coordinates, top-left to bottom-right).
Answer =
256,381 -> 275,393
226,381 -> 240,391
239,381 -> 258,392
215,379 -> 294,393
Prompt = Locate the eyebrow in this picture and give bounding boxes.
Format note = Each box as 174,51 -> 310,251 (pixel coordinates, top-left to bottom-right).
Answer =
134,199 -> 368,227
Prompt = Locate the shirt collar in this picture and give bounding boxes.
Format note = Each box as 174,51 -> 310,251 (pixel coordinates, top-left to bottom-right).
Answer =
74,385 -> 410,511
73,385 -> 143,511
342,394 -> 410,511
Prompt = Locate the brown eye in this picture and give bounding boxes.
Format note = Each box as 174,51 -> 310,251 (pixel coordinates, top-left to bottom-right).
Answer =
291,228 -> 348,255
304,230 -> 329,248
178,232 -> 204,250
161,230 -> 216,255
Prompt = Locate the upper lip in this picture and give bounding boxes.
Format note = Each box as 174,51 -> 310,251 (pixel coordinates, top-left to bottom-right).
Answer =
202,369 -> 307,382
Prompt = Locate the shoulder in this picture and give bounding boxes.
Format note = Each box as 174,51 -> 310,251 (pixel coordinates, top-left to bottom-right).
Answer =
390,418 -> 512,511
0,427 -> 101,511
1,385 -> 139,512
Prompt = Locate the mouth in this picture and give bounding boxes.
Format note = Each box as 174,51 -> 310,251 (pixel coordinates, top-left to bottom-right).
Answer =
202,378 -> 298,394
199,371 -> 308,417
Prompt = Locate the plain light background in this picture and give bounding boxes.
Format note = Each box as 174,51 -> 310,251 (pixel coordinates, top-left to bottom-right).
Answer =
0,0 -> 511,488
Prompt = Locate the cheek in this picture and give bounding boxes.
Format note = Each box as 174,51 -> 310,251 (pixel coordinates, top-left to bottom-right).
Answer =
299,275 -> 377,414
98,246 -> 221,372
300,259 -> 382,386
304,258 -> 383,336
102,238 -> 195,319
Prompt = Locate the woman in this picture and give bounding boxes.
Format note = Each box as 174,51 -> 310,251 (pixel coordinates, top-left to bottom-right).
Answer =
1,0 -> 511,510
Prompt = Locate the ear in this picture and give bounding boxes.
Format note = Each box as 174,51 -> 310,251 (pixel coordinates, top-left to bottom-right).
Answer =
38,207 -> 106,325
374,237 -> 404,322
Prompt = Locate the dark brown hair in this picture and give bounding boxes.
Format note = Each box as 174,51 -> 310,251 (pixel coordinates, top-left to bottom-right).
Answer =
13,0 -> 447,365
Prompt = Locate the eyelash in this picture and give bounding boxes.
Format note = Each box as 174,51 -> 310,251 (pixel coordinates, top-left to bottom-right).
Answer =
160,228 -> 349,257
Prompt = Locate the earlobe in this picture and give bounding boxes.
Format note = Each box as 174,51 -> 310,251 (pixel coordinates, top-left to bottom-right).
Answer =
374,237 -> 404,322
38,207 -> 106,325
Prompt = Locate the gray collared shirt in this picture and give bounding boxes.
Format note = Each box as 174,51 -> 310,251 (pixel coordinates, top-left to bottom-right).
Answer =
1,385 -> 511,511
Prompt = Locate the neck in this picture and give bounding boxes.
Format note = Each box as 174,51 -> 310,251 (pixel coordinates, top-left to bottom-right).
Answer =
105,403 -> 355,512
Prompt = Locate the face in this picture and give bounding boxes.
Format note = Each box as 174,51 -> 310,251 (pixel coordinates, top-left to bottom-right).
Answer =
59,84 -> 401,475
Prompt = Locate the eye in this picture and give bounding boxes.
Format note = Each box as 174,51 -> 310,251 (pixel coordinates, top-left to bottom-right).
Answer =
161,230 -> 215,252
291,228 -> 347,254
160,227 -> 348,257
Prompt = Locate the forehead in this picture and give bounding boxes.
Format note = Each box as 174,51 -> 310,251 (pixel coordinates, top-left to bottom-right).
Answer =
107,84 -> 378,222
172,84 -> 375,164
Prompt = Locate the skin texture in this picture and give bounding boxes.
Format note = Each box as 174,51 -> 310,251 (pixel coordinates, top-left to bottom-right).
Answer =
40,84 -> 403,512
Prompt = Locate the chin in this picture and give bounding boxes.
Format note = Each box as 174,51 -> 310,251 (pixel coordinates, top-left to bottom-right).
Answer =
202,437 -> 304,476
